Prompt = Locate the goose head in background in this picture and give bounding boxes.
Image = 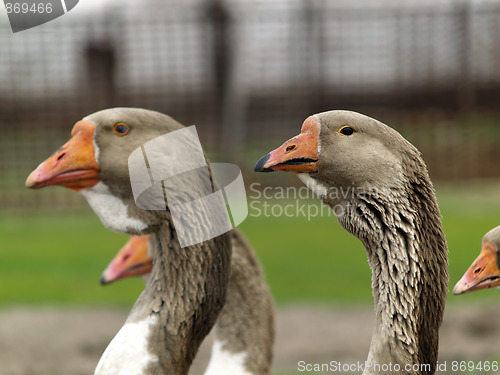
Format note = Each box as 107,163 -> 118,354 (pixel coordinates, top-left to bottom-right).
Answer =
101,235 -> 152,285
255,110 -> 448,375
453,226 -> 500,295
26,108 -> 232,375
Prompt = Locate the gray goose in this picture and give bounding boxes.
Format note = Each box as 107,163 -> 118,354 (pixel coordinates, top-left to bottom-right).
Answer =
255,110 -> 448,375
26,108 -> 233,375
101,232 -> 274,375
453,225 -> 500,295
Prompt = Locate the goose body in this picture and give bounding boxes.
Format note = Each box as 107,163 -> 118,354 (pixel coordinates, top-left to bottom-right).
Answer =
255,110 -> 448,375
453,225 -> 500,294
102,231 -> 274,375
26,108 -> 234,375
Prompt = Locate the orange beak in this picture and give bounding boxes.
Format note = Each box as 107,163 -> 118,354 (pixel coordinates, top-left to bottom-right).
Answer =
25,120 -> 100,191
101,235 -> 153,285
254,116 -> 319,173
453,242 -> 500,295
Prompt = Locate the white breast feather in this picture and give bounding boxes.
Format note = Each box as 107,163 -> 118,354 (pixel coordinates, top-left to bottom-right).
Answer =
94,317 -> 159,375
80,182 -> 148,233
297,173 -> 328,199
204,340 -> 252,375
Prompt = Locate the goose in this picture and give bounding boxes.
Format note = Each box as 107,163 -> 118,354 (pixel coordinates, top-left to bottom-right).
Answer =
26,108 -> 235,375
101,232 -> 274,375
255,110 -> 448,375
453,226 -> 500,295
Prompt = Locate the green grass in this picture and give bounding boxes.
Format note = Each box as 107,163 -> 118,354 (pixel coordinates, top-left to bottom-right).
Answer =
1,180 -> 500,307
0,211 -> 144,306
240,199 -> 371,302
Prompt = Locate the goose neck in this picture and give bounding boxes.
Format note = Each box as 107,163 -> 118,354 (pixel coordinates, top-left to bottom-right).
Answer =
338,187 -> 446,375
127,222 -> 232,374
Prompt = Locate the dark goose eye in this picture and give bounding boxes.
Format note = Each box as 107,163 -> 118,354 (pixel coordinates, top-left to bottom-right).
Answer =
339,126 -> 354,136
113,123 -> 130,135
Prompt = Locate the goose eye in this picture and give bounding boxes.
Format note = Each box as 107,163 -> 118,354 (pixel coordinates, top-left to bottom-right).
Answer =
113,123 -> 130,135
339,126 -> 354,136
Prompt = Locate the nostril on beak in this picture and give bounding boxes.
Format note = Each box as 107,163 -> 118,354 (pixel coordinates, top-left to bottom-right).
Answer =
474,267 -> 482,275
286,145 -> 296,153
57,152 -> 66,161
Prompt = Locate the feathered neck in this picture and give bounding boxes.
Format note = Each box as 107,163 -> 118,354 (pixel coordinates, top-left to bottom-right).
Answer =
325,156 -> 448,375
96,212 -> 232,375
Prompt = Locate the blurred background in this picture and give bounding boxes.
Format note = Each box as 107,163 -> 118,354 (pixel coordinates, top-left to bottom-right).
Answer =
1,0 -> 500,374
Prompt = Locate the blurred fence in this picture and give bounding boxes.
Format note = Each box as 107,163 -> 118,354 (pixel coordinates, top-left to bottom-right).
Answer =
1,0 -> 500,210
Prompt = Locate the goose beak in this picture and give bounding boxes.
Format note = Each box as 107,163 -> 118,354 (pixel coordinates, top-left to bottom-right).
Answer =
25,120 -> 100,191
101,235 -> 152,285
453,242 -> 500,295
255,116 -> 319,173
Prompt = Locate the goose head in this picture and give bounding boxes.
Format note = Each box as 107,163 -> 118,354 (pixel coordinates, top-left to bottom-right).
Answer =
255,111 -> 408,206
453,226 -> 500,294
101,235 -> 152,285
255,110 -> 426,247
26,108 -> 186,234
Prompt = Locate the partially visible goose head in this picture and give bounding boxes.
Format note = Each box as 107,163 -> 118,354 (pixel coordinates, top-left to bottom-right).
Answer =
101,235 -> 152,285
256,110 -> 448,375
453,226 -> 500,295
26,107 -> 186,234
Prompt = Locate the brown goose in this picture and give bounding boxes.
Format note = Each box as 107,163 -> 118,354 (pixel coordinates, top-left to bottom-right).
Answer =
255,110 -> 448,375
453,226 -> 500,295
26,108 -> 233,375
102,232 -> 274,375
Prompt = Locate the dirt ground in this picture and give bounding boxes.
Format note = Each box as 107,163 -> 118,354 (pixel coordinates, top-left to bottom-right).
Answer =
1,303 -> 499,375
